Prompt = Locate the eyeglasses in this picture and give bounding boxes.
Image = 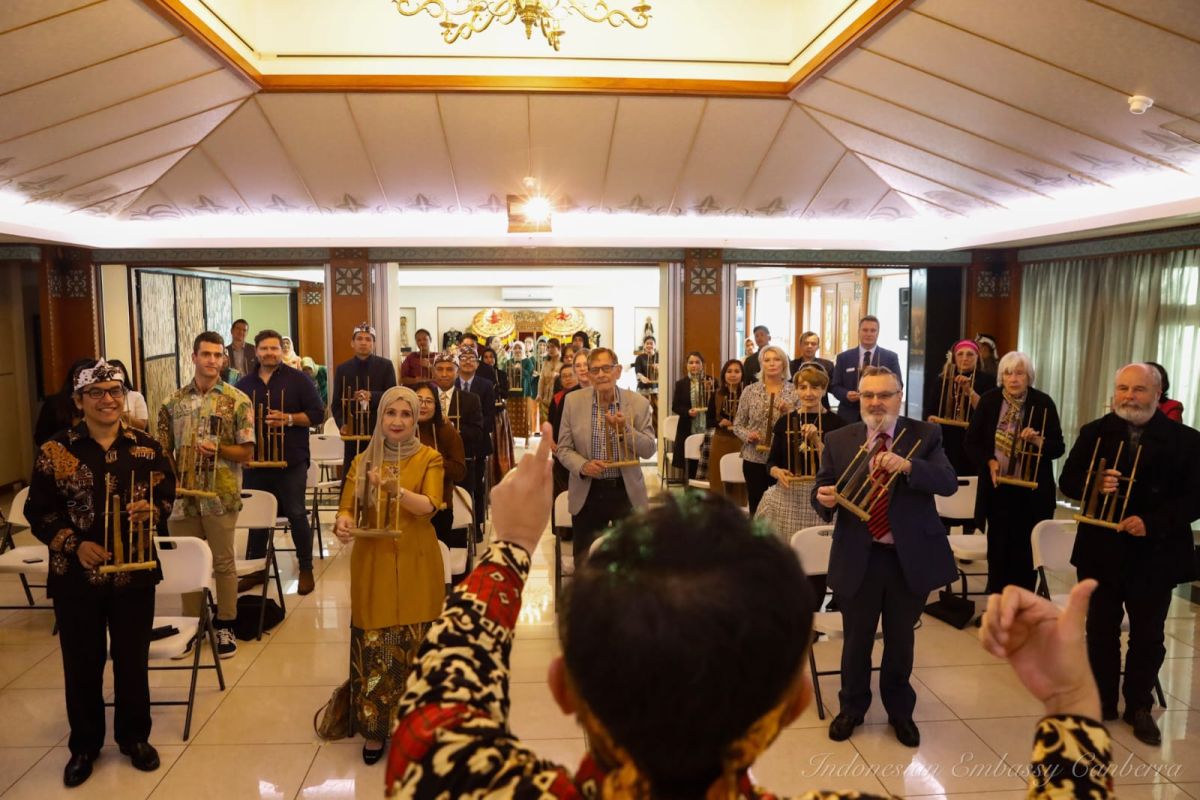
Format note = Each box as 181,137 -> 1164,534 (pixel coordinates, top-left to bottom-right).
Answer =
587,364 -> 616,376
859,391 -> 899,401
418,397 -> 436,406
83,386 -> 127,401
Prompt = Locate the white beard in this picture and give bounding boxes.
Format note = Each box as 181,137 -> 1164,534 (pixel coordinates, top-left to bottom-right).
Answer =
862,410 -> 898,432
1114,402 -> 1154,426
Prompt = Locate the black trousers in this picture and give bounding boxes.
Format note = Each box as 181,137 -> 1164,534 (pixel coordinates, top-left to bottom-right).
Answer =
983,486 -> 1043,593
1077,566 -> 1173,714
54,584 -> 155,755
245,461 -> 315,570
838,544 -> 926,720
571,478 -> 634,564
743,460 -> 774,515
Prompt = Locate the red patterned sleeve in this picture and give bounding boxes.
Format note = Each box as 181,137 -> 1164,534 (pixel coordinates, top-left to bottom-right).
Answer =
386,542 -> 579,798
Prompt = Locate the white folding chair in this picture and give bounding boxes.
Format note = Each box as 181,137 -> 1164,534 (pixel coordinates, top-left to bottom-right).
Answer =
447,486 -> 474,578
308,432 -> 346,556
147,536 -> 227,740
662,415 -> 681,487
790,525 -> 881,719
552,491 -> 572,602
322,416 -> 339,435
936,476 -> 978,534
720,453 -> 748,512
0,487 -> 52,615
1031,519 -> 1167,708
684,433 -> 709,490
233,490 -> 283,640
1,486 -> 30,552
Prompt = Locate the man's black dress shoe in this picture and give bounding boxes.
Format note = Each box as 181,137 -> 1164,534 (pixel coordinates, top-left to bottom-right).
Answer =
828,713 -> 863,742
63,752 -> 96,788
362,742 -> 386,765
1124,708 -> 1162,746
890,718 -> 921,747
119,742 -> 161,771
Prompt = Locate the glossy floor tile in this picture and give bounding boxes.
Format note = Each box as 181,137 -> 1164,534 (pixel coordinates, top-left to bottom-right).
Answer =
3,479 -> 1200,800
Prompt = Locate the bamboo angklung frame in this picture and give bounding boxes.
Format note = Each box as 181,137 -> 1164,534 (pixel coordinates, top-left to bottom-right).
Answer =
176,413 -> 222,498
995,405 -> 1048,490
340,377 -> 373,443
600,390 -> 641,468
689,366 -> 716,413
833,428 -> 923,522
929,350 -> 976,429
723,383 -> 741,421
1072,438 -> 1142,531
780,410 -> 823,487
247,389 -> 287,469
99,470 -> 158,574
755,391 -> 779,453
348,445 -> 406,539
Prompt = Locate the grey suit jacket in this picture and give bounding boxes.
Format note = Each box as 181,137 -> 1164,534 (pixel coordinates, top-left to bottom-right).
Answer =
556,387 -> 656,516
812,416 -> 958,597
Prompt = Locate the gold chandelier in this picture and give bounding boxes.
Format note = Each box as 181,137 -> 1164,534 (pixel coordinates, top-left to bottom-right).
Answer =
391,1 -> 652,51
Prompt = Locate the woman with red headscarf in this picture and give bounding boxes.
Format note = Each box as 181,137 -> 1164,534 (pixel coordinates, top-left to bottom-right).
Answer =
926,339 -> 995,477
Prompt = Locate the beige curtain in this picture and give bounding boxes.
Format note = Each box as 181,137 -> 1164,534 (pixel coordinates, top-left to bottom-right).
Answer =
1018,248 -> 1200,457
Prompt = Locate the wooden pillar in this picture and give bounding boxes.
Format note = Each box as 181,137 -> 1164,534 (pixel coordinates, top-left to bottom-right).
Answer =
682,248 -> 724,368
328,249 -> 371,366
38,246 -> 100,395
964,249 -> 1022,354
296,280 -> 327,367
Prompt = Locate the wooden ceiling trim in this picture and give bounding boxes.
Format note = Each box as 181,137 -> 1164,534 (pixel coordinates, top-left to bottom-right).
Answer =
786,0 -> 913,92
1083,0 -> 1200,48
817,75 -> 1111,188
0,0 -> 105,37
142,0 -> 260,85
9,97 -> 244,179
856,46 -> 1188,173
0,35 -> 183,98
802,104 -> 1051,197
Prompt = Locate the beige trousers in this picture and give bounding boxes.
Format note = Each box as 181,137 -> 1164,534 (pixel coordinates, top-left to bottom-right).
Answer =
167,513 -> 238,622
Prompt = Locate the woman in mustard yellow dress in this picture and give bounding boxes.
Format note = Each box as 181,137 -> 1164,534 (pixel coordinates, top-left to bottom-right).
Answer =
333,386 -> 445,764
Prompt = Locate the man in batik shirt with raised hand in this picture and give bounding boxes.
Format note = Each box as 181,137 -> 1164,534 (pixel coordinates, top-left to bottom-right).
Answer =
384,426 -> 1116,800
158,330 -> 254,659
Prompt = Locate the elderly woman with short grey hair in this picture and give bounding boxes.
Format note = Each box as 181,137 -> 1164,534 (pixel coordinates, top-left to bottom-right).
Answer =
965,350 -> 1065,592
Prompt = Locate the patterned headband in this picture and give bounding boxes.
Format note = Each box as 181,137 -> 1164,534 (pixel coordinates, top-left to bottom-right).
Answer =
75,360 -> 124,391
433,350 -> 458,367
352,322 -> 376,340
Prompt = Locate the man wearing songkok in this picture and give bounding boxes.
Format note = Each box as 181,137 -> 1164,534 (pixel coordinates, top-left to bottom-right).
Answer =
332,322 -> 397,474
382,431 -> 1117,800
1059,362 -> 1200,746
26,359 -> 176,787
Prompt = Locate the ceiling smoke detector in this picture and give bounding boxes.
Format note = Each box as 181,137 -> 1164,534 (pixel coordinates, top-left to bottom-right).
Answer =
1128,95 -> 1154,115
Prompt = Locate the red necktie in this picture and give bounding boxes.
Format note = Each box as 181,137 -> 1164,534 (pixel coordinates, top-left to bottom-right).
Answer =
867,432 -> 891,541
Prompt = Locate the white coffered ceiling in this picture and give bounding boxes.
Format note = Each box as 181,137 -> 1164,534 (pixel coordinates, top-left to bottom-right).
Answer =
0,0 -> 1198,251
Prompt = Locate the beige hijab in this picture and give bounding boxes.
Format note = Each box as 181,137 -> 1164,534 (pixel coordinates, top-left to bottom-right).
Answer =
355,386 -> 423,510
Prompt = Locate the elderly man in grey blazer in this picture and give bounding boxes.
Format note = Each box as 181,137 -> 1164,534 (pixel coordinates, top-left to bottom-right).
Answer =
557,347 -> 656,563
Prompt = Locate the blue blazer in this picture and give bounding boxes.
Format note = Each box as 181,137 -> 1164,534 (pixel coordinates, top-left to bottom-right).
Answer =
829,346 -> 903,422
811,417 -> 958,597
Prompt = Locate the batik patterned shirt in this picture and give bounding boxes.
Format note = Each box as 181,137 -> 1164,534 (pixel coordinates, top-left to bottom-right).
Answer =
385,542 -> 1116,800
26,422 -> 176,595
157,379 -> 254,518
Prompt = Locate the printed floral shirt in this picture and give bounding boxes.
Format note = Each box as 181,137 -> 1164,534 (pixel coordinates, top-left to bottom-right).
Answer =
385,542 -> 1115,800
156,379 -> 254,518
26,422 -> 176,595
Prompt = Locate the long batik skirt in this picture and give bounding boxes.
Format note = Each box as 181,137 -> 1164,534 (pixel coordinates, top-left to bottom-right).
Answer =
349,622 -> 430,740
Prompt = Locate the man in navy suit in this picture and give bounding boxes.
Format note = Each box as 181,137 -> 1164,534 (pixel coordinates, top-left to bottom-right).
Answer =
813,366 -> 957,747
829,315 -> 903,422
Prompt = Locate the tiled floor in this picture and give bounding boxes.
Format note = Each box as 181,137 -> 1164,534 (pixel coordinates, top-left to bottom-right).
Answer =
3,475 -> 1200,799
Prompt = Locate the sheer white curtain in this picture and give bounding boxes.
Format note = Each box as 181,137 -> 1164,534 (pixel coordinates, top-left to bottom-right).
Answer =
1019,248 -> 1200,456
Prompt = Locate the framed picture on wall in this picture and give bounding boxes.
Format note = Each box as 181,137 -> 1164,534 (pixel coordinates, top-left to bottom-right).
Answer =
635,307 -> 659,349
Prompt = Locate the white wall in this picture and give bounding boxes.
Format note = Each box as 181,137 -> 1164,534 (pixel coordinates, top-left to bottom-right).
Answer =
100,264 -> 133,369
872,272 -> 911,380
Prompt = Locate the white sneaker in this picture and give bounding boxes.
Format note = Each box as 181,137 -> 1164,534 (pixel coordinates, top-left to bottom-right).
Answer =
214,627 -> 238,659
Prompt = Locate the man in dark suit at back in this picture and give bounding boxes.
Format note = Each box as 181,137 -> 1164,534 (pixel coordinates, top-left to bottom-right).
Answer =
433,352 -> 487,541
791,330 -> 835,410
456,345 -> 496,524
829,315 -> 903,422
813,366 -> 957,748
224,319 -> 257,382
